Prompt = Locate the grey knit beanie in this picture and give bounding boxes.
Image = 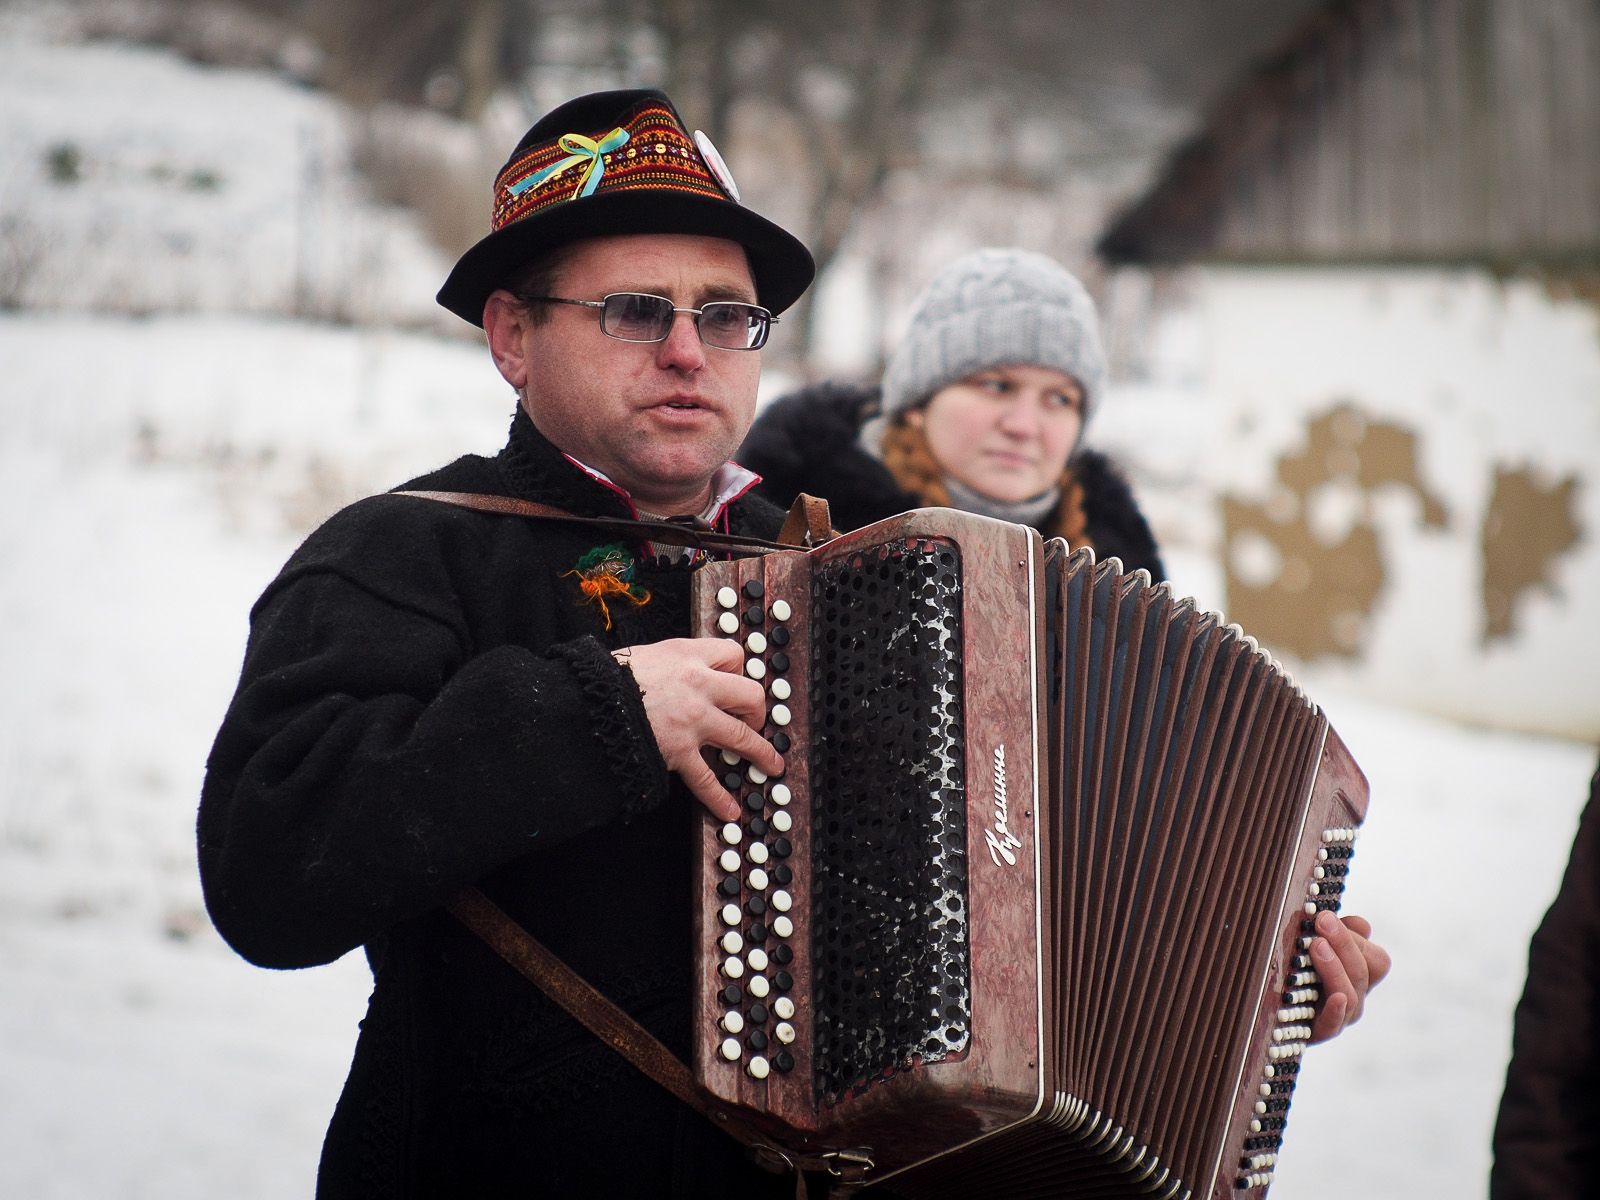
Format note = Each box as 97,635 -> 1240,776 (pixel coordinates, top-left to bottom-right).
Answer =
873,248 -> 1107,442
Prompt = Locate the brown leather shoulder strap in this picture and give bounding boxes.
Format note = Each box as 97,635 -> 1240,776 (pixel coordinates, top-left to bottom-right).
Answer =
392,489 -> 819,556
777,493 -> 837,548
446,887 -> 870,1194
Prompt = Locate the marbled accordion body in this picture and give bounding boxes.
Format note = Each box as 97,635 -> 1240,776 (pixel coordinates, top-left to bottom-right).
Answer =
689,509 -> 1367,1198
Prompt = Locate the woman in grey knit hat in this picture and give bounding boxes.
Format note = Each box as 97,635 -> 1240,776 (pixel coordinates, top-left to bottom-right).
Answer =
739,247 -> 1164,579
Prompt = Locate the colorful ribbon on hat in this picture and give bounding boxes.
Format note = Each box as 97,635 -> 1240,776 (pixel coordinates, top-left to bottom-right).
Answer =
509,128 -> 631,200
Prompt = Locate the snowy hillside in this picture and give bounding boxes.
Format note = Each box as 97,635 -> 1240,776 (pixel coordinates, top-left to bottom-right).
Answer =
2,18 -> 1597,1200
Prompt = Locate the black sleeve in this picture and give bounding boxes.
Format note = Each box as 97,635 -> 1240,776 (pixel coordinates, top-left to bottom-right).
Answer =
1074,449 -> 1167,584
1491,758 -> 1600,1197
197,505 -> 669,970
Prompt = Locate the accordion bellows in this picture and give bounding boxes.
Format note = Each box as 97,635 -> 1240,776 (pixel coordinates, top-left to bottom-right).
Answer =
690,509 -> 1367,1198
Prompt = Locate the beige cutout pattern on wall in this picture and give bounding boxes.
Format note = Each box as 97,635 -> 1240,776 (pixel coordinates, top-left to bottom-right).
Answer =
1222,402 -> 1448,662
1480,467 -> 1583,645
1224,401 -> 1587,662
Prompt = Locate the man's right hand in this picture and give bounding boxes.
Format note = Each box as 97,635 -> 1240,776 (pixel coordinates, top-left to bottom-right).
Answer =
613,639 -> 784,822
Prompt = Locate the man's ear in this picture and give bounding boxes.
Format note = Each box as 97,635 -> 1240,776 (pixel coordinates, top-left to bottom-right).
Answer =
483,290 -> 531,390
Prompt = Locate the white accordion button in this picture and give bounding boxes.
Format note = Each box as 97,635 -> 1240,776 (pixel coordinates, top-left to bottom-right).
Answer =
720,822 -> 742,846
747,974 -> 771,998
771,889 -> 792,913
720,903 -> 741,927
748,947 -> 770,972
775,1021 -> 796,1045
719,849 -> 740,873
770,677 -> 792,701
770,783 -> 791,807
720,748 -> 740,766
746,658 -> 766,680
748,868 -> 770,891
722,956 -> 745,979
747,1055 -> 770,1080
717,611 -> 739,635
747,842 -> 770,865
774,996 -> 795,1020
745,632 -> 768,654
770,704 -> 792,727
717,586 -> 738,609
721,1010 -> 745,1034
720,930 -> 743,954
771,810 -> 793,833
773,915 -> 794,938
720,1037 -> 741,1061
747,765 -> 768,785
770,600 -> 792,621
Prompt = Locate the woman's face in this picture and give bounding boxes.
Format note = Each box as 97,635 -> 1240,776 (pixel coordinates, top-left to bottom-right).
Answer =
910,364 -> 1085,503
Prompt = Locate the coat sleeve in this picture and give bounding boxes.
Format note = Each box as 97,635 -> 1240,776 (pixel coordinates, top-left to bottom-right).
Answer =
1490,759 -> 1600,1197
197,502 -> 670,970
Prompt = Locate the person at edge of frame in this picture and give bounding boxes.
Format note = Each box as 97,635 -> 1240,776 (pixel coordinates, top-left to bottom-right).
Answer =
198,86 -> 1388,1199
1492,751 -> 1600,1198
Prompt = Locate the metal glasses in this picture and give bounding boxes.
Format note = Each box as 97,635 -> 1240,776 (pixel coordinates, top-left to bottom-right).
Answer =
524,291 -> 776,351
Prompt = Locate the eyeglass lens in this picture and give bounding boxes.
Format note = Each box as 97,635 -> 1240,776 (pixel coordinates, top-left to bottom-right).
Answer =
601,293 -> 769,350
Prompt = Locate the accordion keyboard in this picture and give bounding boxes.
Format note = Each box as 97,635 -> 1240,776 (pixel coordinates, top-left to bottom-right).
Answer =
705,577 -> 802,1082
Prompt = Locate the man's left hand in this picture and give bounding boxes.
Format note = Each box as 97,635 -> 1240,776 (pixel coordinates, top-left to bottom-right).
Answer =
1308,910 -> 1391,1043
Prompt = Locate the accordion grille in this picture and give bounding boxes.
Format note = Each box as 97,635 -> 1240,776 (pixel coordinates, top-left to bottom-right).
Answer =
810,537 -> 973,1103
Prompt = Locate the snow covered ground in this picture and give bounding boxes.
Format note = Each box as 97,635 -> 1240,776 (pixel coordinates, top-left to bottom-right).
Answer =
3,15 -> 1597,1200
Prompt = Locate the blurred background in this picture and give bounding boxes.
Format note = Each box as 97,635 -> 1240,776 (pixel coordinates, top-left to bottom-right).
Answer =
1,0 -> 1596,1196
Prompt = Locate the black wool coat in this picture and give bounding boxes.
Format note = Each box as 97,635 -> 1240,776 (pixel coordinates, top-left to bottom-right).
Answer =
199,409 -> 799,1199
1491,755 -> 1600,1198
738,381 -> 1166,582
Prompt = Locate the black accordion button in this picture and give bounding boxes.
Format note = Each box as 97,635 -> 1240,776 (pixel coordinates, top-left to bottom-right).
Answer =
748,1002 -> 769,1024
747,1030 -> 769,1051
771,732 -> 791,753
742,579 -> 765,600
720,984 -> 743,1006
769,652 -> 790,673
717,876 -> 741,898
773,837 -> 792,858
746,896 -> 767,917
744,604 -> 764,625
747,921 -> 768,943
772,865 -> 793,886
743,791 -> 765,812
775,1051 -> 795,1074
769,626 -> 790,646
722,772 -> 743,791
772,944 -> 793,965
748,816 -> 768,837
773,971 -> 793,992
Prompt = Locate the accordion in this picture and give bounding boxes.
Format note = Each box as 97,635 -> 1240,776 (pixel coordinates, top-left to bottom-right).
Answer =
689,509 -> 1367,1198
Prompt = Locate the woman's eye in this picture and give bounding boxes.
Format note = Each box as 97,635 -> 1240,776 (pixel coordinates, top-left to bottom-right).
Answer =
978,377 -> 1008,394
1047,389 -> 1083,411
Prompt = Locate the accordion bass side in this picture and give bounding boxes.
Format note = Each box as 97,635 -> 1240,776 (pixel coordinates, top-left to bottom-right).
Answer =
689,509 -> 1368,1198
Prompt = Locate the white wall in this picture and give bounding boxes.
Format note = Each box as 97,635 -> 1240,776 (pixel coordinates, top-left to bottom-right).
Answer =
1126,265 -> 1600,740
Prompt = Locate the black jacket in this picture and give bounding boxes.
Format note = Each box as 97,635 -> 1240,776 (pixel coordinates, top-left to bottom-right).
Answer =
1492,755 -> 1600,1198
738,381 -> 1165,581
199,409 -> 796,1198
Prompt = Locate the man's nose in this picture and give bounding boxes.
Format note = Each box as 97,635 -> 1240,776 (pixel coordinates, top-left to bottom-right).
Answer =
654,310 -> 707,371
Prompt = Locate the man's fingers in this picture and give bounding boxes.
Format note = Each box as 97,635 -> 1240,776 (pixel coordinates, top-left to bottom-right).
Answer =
677,753 -> 740,823
1309,991 -> 1350,1043
703,711 -> 785,779
704,669 -> 771,734
1307,909 -> 1391,1043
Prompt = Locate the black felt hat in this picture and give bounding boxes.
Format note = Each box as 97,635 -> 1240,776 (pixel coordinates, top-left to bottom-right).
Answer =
436,88 -> 815,326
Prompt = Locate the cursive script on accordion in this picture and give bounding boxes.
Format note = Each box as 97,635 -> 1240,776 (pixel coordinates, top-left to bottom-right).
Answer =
689,508 -> 1367,1199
